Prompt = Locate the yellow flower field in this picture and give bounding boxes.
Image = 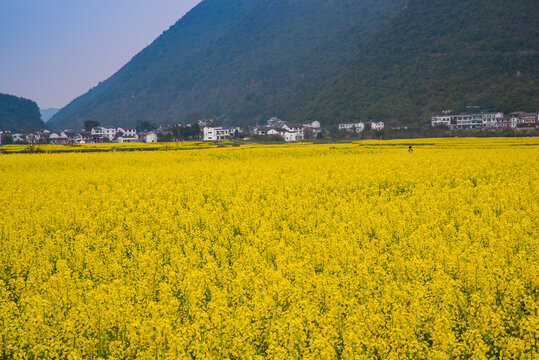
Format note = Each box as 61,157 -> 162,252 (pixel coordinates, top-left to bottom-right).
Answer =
0,138 -> 537,359
0,141 -> 213,153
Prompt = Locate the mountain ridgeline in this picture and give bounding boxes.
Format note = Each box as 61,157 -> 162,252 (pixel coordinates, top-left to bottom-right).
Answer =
48,0 -> 407,130
0,93 -> 45,132
50,0 -> 538,130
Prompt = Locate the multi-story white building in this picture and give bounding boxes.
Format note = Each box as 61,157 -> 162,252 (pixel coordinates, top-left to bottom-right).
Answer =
91,126 -> 117,141
203,127 -> 237,141
90,126 -> 139,141
453,115 -> 483,129
431,115 -> 452,127
338,122 -> 364,133
431,112 -> 506,130
481,112 -> 504,128
511,113 -> 538,127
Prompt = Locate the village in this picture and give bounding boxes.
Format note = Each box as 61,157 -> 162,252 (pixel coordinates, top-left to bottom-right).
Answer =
1,109 -> 538,146
0,117 -> 386,145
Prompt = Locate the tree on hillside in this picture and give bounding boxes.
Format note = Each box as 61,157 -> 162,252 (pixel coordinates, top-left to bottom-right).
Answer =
1,133 -> 13,145
170,123 -> 201,141
304,127 -> 314,140
114,131 -> 124,140
184,113 -> 202,124
84,120 -> 100,132
137,121 -> 156,132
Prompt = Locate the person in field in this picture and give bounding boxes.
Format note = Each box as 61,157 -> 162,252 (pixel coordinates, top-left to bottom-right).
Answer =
408,145 -> 413,152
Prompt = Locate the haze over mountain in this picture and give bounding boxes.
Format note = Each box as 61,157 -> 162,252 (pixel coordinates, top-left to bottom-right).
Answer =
49,0 -> 538,131
299,0 -> 539,124
0,93 -> 45,132
40,108 -> 59,122
49,0 -> 407,130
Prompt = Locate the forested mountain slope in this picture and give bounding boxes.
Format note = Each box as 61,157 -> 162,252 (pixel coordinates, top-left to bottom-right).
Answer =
0,93 -> 45,131
299,0 -> 539,125
49,0 -> 406,130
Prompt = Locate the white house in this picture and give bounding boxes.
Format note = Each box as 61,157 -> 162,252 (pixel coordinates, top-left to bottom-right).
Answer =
508,115 -> 519,128
303,120 -> 321,129
117,127 -> 137,137
513,113 -> 538,127
283,131 -> 300,142
370,122 -> 385,130
116,136 -> 139,143
143,132 -> 158,143
197,119 -> 213,127
25,133 -> 41,144
302,121 -> 322,136
267,117 -> 285,127
266,128 -> 283,136
265,128 -> 300,142
281,123 -> 304,140
48,133 -> 68,144
62,130 -> 88,144
339,122 -> 365,133
256,122 -> 305,141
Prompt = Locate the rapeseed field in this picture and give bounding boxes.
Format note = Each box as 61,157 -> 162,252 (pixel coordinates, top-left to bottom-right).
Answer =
0,138 -> 537,359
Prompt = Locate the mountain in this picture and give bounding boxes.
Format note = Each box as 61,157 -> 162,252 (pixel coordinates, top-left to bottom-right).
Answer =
0,93 -> 45,132
49,0 -> 407,130
40,108 -> 59,122
298,0 -> 539,125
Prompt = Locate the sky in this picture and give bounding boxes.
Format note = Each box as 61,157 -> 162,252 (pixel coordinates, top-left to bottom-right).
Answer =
0,0 -> 202,109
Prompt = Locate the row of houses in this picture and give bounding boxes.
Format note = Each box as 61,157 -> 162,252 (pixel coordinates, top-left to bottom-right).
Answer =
431,111 -> 538,130
338,121 -> 385,133
0,127 -> 158,145
202,118 -> 390,142
253,119 -> 322,142
89,126 -> 159,143
5,110 -> 534,146
201,118 -> 323,142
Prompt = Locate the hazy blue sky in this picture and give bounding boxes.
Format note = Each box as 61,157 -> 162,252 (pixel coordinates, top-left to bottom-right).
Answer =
0,0 -> 201,109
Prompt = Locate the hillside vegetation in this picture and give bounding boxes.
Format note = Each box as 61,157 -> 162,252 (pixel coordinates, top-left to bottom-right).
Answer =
49,0 -> 406,130
49,0 -> 538,130
0,93 -> 45,131
299,0 -> 539,125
